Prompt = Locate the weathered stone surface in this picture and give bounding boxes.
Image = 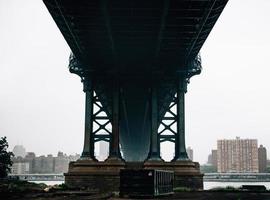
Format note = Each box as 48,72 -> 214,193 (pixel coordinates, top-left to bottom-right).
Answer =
65,159 -> 203,191
65,159 -> 125,192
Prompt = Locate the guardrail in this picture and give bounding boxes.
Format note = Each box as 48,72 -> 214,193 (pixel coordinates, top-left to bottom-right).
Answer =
204,173 -> 270,182
120,169 -> 174,197
8,174 -> 64,181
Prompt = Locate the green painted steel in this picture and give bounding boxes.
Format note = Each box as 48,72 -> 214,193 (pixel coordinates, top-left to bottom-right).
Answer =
43,0 -> 228,162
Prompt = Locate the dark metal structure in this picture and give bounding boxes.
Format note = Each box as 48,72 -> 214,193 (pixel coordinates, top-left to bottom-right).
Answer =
120,169 -> 174,197
43,0 -> 228,162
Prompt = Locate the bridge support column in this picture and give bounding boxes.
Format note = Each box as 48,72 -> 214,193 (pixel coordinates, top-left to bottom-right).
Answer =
147,83 -> 162,161
81,78 -> 97,161
107,79 -> 123,161
146,74 -> 162,162
65,78 -> 125,191
145,77 -> 203,189
174,76 -> 189,161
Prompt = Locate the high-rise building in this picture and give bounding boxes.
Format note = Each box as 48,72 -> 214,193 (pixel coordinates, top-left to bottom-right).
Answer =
43,154 -> 54,173
11,157 -> 29,174
211,150 -> 218,169
217,137 -> 258,173
207,150 -> 217,170
186,147 -> 193,161
11,162 -> 30,174
33,155 -> 46,173
12,145 -> 26,158
54,152 -> 69,173
207,153 -> 212,165
25,152 -> 36,173
258,145 -> 267,173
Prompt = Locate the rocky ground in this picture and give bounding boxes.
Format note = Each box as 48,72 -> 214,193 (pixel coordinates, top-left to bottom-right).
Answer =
1,180 -> 270,200
3,191 -> 270,200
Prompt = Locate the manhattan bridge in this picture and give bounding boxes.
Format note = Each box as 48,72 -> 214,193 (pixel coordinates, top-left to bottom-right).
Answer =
43,0 -> 228,190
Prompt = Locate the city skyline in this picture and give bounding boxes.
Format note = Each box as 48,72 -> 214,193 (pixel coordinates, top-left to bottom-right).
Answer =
11,139 -> 269,165
1,0 -> 270,164
11,149 -> 80,174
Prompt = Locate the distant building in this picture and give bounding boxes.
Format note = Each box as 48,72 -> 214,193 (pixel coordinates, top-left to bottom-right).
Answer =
207,153 -> 212,164
207,150 -> 217,171
217,137 -> 258,173
25,152 -> 36,173
33,155 -> 46,173
10,151 -> 80,174
11,157 -> 29,174
11,162 -> 30,174
186,147 -> 193,161
96,142 -> 109,161
25,152 -> 36,159
12,145 -> 26,158
211,150 -> 218,169
44,154 -> 54,173
258,145 -> 267,173
54,151 -> 69,173
68,154 -> 80,161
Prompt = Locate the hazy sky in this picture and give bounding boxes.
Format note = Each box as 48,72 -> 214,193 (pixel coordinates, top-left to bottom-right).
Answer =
0,0 -> 269,164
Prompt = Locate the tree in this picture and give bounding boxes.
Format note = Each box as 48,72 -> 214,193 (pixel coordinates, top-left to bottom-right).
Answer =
0,136 -> 14,178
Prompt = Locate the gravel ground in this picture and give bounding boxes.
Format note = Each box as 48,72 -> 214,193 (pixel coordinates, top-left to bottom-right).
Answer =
2,191 -> 270,200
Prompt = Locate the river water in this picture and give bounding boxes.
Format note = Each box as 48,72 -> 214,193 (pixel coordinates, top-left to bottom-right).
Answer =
32,181 -> 270,190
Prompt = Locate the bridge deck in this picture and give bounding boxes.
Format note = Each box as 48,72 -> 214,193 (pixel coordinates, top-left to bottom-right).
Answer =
44,0 -> 227,74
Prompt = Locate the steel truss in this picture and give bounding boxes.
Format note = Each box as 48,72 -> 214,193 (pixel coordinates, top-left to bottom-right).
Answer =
92,92 -> 112,144
158,94 -> 177,145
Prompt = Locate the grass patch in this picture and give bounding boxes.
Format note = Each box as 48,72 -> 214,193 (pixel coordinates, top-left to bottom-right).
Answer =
174,187 -> 192,192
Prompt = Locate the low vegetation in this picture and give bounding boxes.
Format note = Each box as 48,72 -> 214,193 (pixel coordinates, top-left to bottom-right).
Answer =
0,136 -> 14,178
173,187 -> 193,192
209,186 -> 240,192
0,179 -> 46,193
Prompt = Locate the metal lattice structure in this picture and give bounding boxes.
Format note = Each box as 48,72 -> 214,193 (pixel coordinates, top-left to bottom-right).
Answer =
159,94 -> 177,144
92,92 -> 112,143
44,0 -> 228,162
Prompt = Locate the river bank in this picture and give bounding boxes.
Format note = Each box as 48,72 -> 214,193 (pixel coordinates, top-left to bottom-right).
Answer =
1,180 -> 270,200
2,190 -> 270,200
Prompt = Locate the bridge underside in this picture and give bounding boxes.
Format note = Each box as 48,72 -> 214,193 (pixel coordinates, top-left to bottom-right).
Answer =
43,0 -> 228,190
44,0 -> 227,162
44,0 -> 227,74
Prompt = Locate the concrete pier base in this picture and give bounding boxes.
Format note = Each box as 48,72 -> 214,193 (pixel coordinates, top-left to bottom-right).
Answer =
65,159 -> 203,191
64,159 -> 125,192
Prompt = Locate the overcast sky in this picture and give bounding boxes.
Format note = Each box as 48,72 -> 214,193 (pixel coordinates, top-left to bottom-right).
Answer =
0,0 -> 269,164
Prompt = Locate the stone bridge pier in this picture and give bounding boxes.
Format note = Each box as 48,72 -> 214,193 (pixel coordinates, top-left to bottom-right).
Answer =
64,72 -> 203,191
